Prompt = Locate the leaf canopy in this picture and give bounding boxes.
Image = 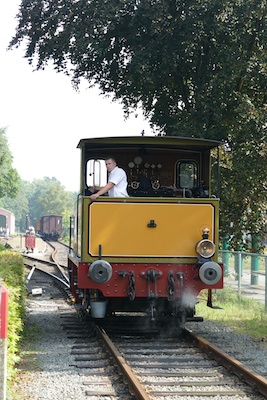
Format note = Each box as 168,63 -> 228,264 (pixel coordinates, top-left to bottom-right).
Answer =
0,128 -> 20,199
10,0 -> 267,137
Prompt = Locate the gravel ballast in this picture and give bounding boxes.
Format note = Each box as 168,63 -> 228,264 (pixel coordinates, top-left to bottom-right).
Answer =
12,290 -> 267,399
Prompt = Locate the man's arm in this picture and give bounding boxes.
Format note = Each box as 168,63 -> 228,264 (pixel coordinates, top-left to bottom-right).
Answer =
90,182 -> 115,201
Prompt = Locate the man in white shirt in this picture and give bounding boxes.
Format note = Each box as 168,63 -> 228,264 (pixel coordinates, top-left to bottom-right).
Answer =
90,157 -> 129,200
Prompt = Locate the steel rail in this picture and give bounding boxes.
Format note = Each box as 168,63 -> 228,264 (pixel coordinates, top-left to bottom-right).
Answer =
51,250 -> 69,283
95,324 -> 152,400
24,259 -> 70,289
23,247 -> 69,285
44,240 -> 69,283
25,254 -> 68,275
184,327 -> 267,398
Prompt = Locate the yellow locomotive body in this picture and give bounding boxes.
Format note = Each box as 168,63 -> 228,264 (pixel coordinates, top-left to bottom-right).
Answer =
68,136 -> 223,321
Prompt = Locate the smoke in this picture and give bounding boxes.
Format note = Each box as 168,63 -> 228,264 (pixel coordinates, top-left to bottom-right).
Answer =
181,290 -> 197,309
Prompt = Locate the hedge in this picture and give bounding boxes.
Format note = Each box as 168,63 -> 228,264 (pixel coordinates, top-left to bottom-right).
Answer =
0,246 -> 26,397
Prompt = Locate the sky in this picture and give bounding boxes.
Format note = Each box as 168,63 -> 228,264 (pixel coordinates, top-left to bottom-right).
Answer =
0,1 -> 154,192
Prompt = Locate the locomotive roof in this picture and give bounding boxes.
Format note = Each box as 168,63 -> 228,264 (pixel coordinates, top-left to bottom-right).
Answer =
77,136 -> 222,152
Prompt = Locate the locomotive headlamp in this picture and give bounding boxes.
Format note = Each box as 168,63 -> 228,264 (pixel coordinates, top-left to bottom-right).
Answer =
196,239 -> 215,258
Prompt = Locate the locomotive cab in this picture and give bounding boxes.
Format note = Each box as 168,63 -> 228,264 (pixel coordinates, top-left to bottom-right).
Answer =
80,137 -> 215,199
68,136 -> 223,323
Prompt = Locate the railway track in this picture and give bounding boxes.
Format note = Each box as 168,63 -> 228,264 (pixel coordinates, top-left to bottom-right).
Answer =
22,259 -> 136,399
47,239 -> 69,268
95,317 -> 267,399
23,251 -> 69,291
5,238 -> 267,399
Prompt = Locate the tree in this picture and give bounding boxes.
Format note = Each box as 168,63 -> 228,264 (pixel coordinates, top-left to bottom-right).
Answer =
0,128 -> 20,199
219,98 -> 267,250
10,0 -> 267,136
27,177 -> 76,224
10,0 -> 267,249
2,177 -> 77,233
0,184 -> 29,233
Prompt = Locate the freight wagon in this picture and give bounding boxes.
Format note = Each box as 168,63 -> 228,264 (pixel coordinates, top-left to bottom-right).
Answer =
39,215 -> 62,240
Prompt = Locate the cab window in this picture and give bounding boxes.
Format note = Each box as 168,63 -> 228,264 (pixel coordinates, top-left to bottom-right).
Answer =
86,159 -> 107,188
177,161 -> 198,189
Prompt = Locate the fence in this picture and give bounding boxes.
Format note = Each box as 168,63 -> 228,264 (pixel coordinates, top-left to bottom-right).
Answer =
0,279 -> 8,400
218,250 -> 267,312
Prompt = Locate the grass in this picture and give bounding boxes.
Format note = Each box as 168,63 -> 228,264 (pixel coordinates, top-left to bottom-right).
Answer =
195,286 -> 267,345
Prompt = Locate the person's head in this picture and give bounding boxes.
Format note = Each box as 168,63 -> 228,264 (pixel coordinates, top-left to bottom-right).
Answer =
105,157 -> 117,172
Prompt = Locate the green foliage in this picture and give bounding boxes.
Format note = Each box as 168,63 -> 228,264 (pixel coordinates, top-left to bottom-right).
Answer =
0,128 -> 20,199
61,209 -> 73,243
0,184 -> 30,233
1,177 -> 77,233
0,243 -> 6,251
0,251 -> 25,289
28,177 -> 75,223
9,0 -> 267,137
196,287 -> 267,341
0,250 -> 26,390
219,95 -> 267,250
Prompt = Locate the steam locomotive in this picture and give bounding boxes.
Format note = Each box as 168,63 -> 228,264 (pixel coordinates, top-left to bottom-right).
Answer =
68,136 -> 224,322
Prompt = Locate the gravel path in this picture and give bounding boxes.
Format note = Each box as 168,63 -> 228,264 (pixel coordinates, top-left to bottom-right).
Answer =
12,283 -> 91,399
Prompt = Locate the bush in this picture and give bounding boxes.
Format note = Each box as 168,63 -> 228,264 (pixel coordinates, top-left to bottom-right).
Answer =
0,243 -> 6,252
0,249 -> 26,395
